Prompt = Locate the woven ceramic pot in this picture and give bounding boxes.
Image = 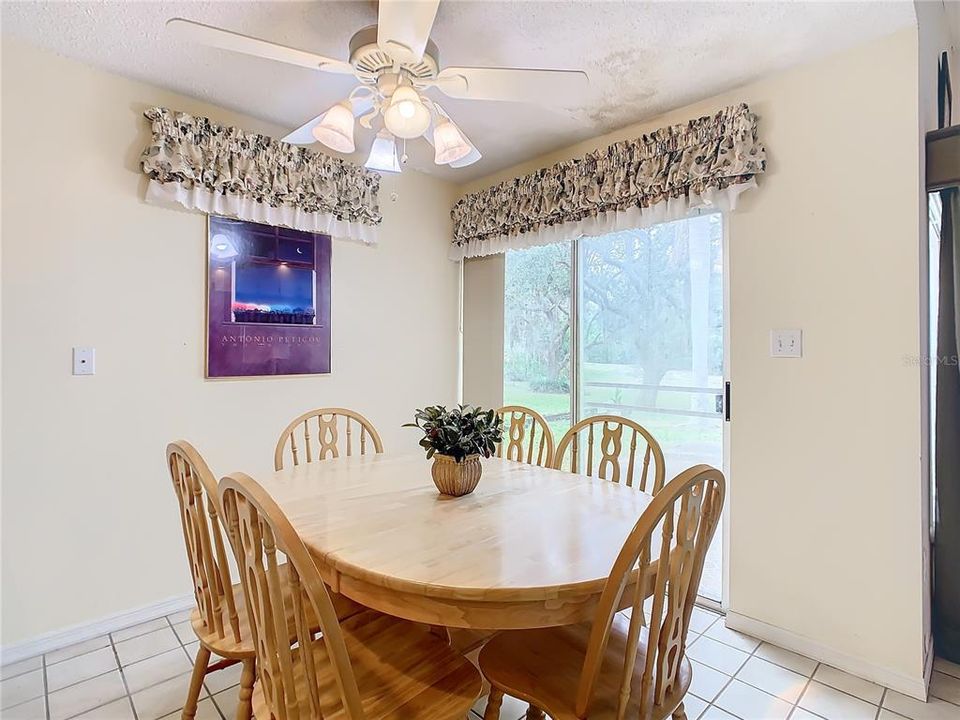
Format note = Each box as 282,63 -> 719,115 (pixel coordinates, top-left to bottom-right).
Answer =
431,453 -> 482,497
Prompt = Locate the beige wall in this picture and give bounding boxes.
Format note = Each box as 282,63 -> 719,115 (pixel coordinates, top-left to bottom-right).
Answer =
461,28 -> 928,692
0,39 -> 459,644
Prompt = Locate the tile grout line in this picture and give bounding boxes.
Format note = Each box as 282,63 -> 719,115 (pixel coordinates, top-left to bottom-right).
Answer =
170,613 -> 213,701
928,670 -> 960,707
43,619 -> 171,669
0,658 -> 44,682
51,639 -> 128,720
207,691 -> 229,720
47,627 -> 175,671
805,664 -> 893,711
700,622 -> 838,720
43,639 -> 112,669
700,624 -> 894,718
701,627 -> 768,719
56,663 -> 209,720
42,651 -> 51,720
1,693 -> 49,716
875,686 -> 887,719
168,613 -> 227,720
789,661 -> 822,719
110,620 -> 174,645
685,622 -> 763,719
109,630 -> 140,720
22,605 -> 945,720
41,639 -> 190,699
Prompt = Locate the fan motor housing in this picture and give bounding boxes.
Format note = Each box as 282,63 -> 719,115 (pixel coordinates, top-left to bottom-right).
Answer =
349,25 -> 439,85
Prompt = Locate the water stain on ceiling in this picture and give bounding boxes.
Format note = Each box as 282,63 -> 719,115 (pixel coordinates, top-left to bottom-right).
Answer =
1,0 -> 916,182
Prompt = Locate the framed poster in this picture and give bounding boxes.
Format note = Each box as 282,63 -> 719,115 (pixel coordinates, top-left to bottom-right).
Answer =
206,216 -> 331,378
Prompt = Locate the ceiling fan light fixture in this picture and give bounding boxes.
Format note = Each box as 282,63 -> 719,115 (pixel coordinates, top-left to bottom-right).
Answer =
312,101 -> 356,153
383,86 -> 430,139
433,119 -> 472,165
365,129 -> 402,173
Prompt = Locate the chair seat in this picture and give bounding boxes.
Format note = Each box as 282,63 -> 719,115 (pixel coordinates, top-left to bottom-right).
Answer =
190,566 -> 366,659
252,610 -> 482,720
478,613 -> 692,720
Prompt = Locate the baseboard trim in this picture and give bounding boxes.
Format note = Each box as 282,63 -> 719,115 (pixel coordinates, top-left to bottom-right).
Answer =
1,594 -> 194,665
725,611 -> 928,701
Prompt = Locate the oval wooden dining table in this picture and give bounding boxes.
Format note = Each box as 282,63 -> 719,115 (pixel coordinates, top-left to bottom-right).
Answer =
254,453 -> 657,631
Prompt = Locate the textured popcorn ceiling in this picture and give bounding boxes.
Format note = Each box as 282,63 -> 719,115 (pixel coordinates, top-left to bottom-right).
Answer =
2,0 -> 916,181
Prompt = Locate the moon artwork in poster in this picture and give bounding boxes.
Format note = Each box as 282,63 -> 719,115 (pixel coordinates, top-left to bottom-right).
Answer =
206,216 -> 331,378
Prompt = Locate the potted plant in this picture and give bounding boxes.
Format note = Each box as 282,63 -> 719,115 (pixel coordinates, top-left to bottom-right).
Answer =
404,405 -> 502,497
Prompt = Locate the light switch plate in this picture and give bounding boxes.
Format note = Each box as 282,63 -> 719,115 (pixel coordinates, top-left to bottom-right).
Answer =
770,329 -> 802,358
73,346 -> 95,375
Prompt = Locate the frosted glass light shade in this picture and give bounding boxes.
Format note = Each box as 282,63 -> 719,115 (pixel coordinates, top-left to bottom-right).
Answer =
383,86 -> 430,139
365,130 -> 402,173
312,101 -> 355,153
433,119 -> 471,165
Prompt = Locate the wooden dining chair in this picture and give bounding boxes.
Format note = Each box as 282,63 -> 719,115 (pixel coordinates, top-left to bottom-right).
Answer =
166,441 -> 255,720
167,441 -> 364,720
274,407 -> 384,470
218,471 -> 483,720
554,415 -> 666,494
496,405 -> 556,468
479,464 -> 725,720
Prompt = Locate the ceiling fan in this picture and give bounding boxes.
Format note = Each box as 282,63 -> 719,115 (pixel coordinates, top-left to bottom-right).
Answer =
166,0 -> 589,173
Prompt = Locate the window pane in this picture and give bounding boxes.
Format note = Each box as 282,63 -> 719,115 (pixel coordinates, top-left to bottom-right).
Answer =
578,215 -> 724,601
503,242 -> 572,440
578,215 -> 724,477
501,218 -> 724,603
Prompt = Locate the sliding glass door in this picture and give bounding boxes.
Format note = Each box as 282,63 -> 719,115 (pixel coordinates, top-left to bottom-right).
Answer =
503,214 -> 726,603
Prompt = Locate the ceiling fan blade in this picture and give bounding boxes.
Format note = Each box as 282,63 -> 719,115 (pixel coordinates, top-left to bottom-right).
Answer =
166,18 -> 355,74
435,66 -> 589,104
282,96 -> 377,145
376,0 -> 440,64
282,114 -> 325,145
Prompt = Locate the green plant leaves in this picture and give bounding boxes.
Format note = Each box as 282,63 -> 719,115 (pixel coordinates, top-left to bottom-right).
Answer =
404,404 -> 503,463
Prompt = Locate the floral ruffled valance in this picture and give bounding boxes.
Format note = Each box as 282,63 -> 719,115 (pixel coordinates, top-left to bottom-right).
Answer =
450,103 -> 766,259
141,107 -> 382,244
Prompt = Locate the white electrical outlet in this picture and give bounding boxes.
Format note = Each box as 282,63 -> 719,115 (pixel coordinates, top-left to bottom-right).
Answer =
73,347 -> 96,375
770,329 -> 802,358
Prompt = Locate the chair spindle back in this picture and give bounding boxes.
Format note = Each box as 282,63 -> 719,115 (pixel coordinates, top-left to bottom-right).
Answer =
554,415 -> 666,494
166,441 -> 241,645
220,472 -> 366,720
496,405 -> 556,468
576,465 -> 724,719
275,408 -> 384,471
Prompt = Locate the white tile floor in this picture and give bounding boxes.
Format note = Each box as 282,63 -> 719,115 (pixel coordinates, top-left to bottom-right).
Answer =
2,606 -> 959,720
